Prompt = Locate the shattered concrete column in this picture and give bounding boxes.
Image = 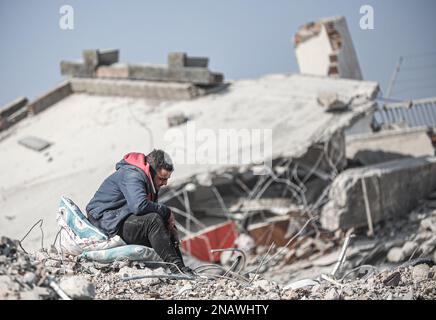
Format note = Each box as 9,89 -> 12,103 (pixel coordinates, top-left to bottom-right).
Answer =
294,16 -> 363,80
321,156 -> 436,231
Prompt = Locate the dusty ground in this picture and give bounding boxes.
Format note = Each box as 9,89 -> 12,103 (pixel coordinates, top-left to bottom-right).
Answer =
1,243 -> 435,300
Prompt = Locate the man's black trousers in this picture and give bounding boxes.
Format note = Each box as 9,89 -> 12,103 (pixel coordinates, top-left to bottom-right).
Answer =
116,212 -> 184,270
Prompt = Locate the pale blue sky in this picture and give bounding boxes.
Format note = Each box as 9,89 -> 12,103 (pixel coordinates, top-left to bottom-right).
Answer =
1,0 -> 435,107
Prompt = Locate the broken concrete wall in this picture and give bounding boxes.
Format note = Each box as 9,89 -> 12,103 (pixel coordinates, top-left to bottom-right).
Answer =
0,97 -> 28,131
321,156 -> 436,231
27,82 -> 73,115
128,64 -> 222,85
62,50 -> 223,85
70,78 -> 203,100
294,16 -> 363,80
346,128 -> 435,166
61,49 -> 119,78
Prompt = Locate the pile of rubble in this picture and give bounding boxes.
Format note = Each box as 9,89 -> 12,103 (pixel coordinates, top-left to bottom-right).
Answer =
0,238 -> 284,300
230,194 -> 436,300
0,237 -> 95,300
284,262 -> 436,300
1,189 -> 436,300
1,192 -> 436,300
81,266 -> 284,300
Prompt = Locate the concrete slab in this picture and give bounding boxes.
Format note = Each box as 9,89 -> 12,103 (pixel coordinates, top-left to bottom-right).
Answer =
18,136 -> 51,152
321,156 -> 436,231
346,128 -> 434,166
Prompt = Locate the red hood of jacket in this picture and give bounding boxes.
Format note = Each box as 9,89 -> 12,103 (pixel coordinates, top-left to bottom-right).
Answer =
123,152 -> 151,177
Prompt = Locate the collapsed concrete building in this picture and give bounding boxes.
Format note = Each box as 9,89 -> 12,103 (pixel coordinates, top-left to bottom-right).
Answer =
0,16 -> 435,268
330,98 -> 436,233
321,156 -> 436,231
0,46 -> 380,255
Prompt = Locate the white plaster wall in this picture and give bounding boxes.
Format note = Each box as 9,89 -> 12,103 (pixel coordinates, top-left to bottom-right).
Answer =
295,25 -> 332,77
295,17 -> 363,80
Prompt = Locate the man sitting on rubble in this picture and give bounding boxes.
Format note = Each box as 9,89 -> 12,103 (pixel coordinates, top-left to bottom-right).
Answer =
86,149 -> 195,276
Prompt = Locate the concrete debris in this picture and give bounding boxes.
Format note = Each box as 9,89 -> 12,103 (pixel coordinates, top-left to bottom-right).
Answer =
387,241 -> 419,263
0,237 -> 56,300
283,278 -> 318,291
383,271 -> 401,286
18,136 -> 52,152
411,264 -> 430,283
387,247 -> 406,263
324,287 -> 341,300
317,92 -> 349,111
294,16 -> 363,80
61,50 -> 223,86
283,266 -> 436,300
420,216 -> 436,233
0,97 -> 28,131
346,127 -> 435,166
321,156 -> 436,231
167,111 -> 189,127
59,276 -> 95,300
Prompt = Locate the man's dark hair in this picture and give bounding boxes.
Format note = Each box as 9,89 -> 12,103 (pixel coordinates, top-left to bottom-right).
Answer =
146,149 -> 174,173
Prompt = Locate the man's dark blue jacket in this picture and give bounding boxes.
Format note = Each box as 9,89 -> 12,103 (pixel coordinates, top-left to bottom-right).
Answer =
86,152 -> 171,236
